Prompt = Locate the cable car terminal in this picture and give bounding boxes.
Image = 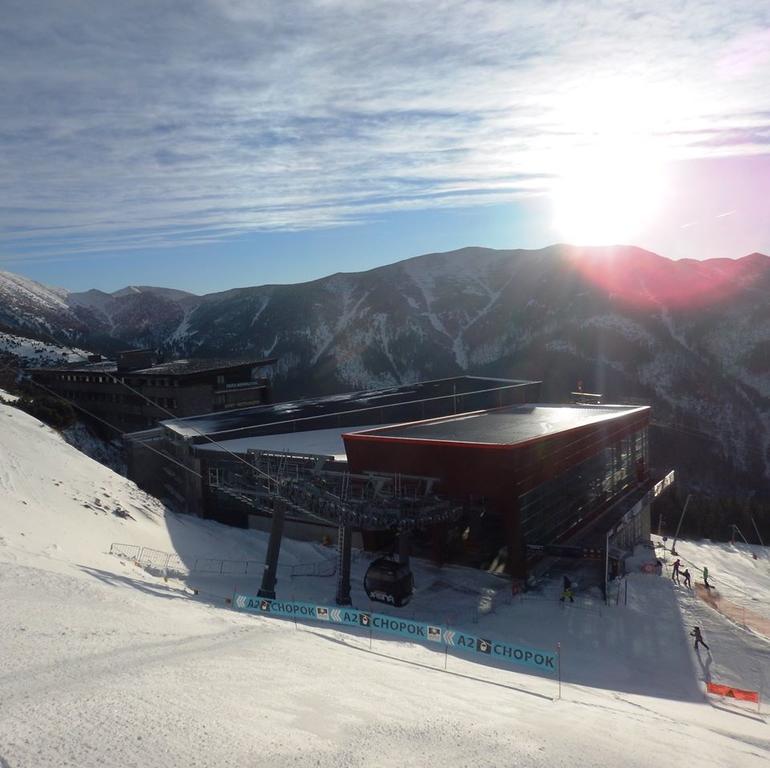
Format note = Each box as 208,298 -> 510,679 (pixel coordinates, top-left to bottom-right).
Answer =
126,376 -> 670,608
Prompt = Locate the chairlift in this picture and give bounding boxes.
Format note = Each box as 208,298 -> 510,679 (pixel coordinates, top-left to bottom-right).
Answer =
364,557 -> 414,607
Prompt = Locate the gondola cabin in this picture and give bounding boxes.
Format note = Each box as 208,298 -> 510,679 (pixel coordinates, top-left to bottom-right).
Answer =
364,558 -> 414,607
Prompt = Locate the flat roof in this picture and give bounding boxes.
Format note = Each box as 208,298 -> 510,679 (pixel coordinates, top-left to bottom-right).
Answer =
161,376 -> 538,439
27,360 -> 117,373
195,424 -> 390,461
28,356 -> 276,376
133,357 -> 276,376
345,404 -> 649,448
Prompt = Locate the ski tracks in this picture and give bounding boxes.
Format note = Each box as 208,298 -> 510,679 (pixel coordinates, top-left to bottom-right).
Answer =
0,623 -> 257,710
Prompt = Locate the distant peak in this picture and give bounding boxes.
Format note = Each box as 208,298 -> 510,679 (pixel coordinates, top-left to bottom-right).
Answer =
112,285 -> 143,297
110,285 -> 197,299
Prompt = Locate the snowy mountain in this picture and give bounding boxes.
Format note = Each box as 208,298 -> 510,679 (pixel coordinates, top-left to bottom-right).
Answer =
64,284 -> 198,345
1,398 -> 768,766
0,270 -> 86,338
0,271 -> 197,346
2,245 -> 770,493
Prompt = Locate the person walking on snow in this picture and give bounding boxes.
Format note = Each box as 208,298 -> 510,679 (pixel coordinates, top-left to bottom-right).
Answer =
690,626 -> 709,651
682,568 -> 692,589
702,566 -> 712,589
672,559 -> 682,584
560,575 -> 574,603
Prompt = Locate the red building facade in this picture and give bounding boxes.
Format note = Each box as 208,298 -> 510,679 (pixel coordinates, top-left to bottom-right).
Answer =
343,404 -> 650,578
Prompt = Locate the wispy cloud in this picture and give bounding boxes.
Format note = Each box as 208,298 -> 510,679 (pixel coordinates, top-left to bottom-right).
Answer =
0,0 -> 768,260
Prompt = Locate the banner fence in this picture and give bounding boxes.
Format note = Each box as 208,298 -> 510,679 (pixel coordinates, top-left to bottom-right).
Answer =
233,594 -> 558,677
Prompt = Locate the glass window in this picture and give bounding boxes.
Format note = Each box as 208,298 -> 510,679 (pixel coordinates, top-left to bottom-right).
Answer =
519,426 -> 648,544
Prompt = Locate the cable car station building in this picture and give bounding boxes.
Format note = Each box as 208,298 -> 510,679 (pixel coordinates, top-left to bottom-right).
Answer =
127,375 -> 654,595
343,403 -> 650,579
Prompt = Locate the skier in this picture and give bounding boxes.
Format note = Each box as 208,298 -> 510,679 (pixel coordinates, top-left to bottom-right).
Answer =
672,558 -> 682,584
702,565 -> 712,589
690,626 -> 710,651
560,575 -> 574,603
682,568 -> 691,589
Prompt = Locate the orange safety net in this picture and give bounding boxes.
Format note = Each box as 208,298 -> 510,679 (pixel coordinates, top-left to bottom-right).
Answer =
706,682 -> 759,703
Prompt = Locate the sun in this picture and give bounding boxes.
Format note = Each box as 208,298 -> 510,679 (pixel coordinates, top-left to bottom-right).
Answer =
551,139 -> 667,245
546,75 -> 676,246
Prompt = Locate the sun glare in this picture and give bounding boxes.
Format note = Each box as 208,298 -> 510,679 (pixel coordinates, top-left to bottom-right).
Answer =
552,140 -> 667,245
548,77 -> 675,245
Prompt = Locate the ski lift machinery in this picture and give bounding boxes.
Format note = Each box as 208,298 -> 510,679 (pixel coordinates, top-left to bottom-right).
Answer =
238,449 -> 462,607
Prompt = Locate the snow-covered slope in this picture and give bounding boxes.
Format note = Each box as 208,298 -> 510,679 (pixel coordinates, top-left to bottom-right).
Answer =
0,329 -> 87,366
1,400 -> 768,766
0,270 -> 84,337
0,386 -> 19,402
0,403 -> 323,570
0,269 -> 69,311
659,537 -> 770,636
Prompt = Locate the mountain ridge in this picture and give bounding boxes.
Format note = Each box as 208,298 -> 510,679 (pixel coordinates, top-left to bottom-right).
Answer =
3,247 -> 766,302
2,245 -> 769,496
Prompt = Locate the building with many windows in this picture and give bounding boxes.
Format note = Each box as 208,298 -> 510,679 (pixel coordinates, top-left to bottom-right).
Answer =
27,349 -> 276,432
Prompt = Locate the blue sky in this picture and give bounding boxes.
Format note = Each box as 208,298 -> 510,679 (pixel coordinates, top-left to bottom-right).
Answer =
10,199 -> 553,293
1,1 -> 769,294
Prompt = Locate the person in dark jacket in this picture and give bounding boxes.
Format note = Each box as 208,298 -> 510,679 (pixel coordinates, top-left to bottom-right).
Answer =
690,626 -> 709,651
560,575 -> 574,603
672,559 -> 682,584
682,568 -> 692,589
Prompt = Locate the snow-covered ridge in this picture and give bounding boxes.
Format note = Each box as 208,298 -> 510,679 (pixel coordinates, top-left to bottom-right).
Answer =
0,269 -> 70,309
0,270 -> 84,337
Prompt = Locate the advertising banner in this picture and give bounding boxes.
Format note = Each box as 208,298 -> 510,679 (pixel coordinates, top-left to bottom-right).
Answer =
233,594 -> 557,675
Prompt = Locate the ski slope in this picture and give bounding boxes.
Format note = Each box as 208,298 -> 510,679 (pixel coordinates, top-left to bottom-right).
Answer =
661,537 -> 770,626
0,400 -> 768,767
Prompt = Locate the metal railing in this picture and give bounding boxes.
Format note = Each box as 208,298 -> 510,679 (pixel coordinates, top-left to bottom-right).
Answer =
109,542 -> 336,578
